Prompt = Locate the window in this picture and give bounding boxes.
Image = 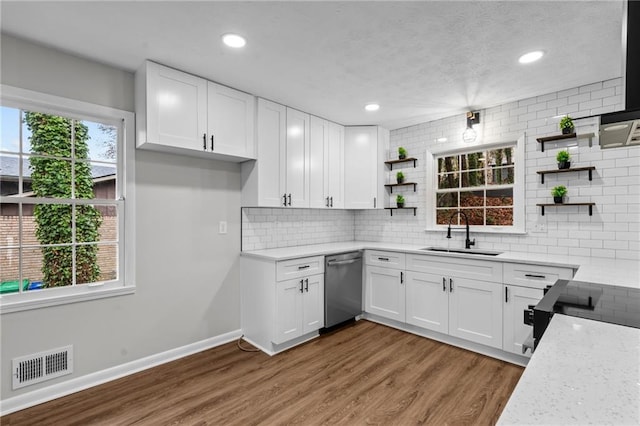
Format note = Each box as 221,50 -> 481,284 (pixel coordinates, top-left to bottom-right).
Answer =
0,86 -> 135,313
426,137 -> 524,233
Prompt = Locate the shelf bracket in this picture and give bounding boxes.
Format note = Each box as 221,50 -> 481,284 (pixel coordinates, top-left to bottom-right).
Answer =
541,205 -> 545,216
589,205 -> 592,216
588,169 -> 592,181
541,174 -> 544,184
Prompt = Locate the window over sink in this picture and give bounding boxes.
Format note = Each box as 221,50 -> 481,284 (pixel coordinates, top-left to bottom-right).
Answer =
426,135 -> 525,233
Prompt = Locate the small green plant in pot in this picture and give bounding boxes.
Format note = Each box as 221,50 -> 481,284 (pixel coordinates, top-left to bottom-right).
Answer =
398,147 -> 407,160
396,171 -> 405,184
396,194 -> 405,208
559,115 -> 574,135
551,185 -> 567,204
556,149 -> 571,169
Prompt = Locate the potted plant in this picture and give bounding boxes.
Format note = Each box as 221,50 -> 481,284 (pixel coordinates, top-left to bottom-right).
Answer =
559,115 -> 574,135
396,171 -> 405,184
398,147 -> 407,160
396,194 -> 405,208
556,150 -> 571,169
551,185 -> 567,204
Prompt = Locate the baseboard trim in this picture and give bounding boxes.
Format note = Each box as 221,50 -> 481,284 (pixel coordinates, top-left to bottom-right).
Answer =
363,315 -> 529,367
0,329 -> 242,416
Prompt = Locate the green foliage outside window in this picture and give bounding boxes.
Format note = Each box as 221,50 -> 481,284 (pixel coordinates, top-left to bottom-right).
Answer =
25,112 -> 102,287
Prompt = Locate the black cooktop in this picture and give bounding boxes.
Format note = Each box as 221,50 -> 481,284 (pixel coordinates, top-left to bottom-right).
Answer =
536,279 -> 640,329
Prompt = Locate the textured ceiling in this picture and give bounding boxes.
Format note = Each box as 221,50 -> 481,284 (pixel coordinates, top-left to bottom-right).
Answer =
0,1 -> 625,130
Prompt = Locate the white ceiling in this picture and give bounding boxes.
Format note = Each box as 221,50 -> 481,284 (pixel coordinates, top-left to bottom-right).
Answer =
0,1 -> 625,130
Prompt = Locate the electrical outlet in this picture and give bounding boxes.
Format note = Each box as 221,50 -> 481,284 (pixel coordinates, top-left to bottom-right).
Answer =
219,221 -> 227,234
533,223 -> 546,232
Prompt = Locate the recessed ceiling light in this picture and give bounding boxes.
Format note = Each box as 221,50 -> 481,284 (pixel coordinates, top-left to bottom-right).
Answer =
222,33 -> 246,48
365,103 -> 380,112
437,137 -> 448,142
518,50 -> 544,64
603,124 -> 630,132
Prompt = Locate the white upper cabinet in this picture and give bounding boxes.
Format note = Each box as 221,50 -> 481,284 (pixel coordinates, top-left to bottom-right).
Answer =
136,60 -> 255,162
326,122 -> 345,208
285,108 -> 310,207
309,116 -> 345,208
344,126 -> 388,209
242,100 -> 310,207
207,81 -> 255,159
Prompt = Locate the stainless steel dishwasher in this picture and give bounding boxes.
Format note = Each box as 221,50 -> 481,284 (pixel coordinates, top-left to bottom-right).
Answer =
324,251 -> 363,329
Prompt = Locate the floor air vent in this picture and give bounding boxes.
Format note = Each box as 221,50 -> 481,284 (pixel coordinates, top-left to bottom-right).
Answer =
12,345 -> 73,389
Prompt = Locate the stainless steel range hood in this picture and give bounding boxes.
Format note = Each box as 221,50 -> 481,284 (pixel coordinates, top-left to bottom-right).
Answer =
599,0 -> 640,149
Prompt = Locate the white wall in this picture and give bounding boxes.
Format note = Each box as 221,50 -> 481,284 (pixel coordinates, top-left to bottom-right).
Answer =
1,35 -> 241,402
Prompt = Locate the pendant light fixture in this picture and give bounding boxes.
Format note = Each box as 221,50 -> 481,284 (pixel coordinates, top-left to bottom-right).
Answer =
462,111 -> 480,143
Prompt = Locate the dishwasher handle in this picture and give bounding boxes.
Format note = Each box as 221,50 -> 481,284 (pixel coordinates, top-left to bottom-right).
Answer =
327,258 -> 361,266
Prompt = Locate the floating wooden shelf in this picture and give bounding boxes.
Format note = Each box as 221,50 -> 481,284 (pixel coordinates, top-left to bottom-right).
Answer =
384,207 -> 417,216
536,202 -> 596,216
384,182 -> 417,193
536,166 -> 596,183
384,157 -> 417,169
536,132 -> 595,152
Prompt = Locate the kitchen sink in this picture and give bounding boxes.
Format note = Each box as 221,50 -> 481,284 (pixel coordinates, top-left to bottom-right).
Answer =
420,247 -> 503,256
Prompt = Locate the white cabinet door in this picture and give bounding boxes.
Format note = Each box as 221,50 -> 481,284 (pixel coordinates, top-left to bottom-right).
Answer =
405,271 -> 449,334
207,82 -> 255,158
145,61 -> 208,151
365,265 -> 405,322
253,98 -> 286,207
274,278 -> 304,344
285,108 -> 310,207
448,277 -> 503,349
309,116 -> 328,208
503,285 -> 543,357
344,126 -> 379,209
326,122 -> 344,208
302,274 -> 324,334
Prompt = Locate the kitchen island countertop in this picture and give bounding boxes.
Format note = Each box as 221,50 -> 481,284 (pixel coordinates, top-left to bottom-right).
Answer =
497,314 -> 640,425
241,241 -> 640,289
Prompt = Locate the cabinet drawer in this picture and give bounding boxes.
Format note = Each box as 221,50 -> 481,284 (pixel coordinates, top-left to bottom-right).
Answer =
365,250 -> 406,269
406,254 -> 502,282
276,256 -> 324,282
503,263 -> 574,290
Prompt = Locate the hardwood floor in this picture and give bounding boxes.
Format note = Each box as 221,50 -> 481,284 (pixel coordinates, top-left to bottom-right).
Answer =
2,321 -> 523,425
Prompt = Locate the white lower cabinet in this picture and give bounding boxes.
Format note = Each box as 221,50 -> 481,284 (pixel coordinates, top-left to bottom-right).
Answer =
405,271 -> 448,333
503,285 -> 543,356
274,273 -> 324,344
365,265 -> 405,322
240,255 -> 324,354
501,262 -> 574,357
405,271 -> 503,348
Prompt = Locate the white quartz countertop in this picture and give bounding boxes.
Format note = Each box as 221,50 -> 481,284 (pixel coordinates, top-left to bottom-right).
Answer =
497,315 -> 640,425
241,241 -> 640,289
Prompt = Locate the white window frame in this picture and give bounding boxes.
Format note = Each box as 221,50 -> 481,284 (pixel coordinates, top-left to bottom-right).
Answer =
425,134 -> 525,234
0,85 -> 136,314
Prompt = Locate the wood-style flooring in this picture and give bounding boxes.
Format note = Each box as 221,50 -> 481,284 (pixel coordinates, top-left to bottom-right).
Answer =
2,320 -> 523,425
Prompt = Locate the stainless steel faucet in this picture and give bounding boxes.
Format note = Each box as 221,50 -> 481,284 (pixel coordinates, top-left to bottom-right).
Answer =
446,210 -> 476,249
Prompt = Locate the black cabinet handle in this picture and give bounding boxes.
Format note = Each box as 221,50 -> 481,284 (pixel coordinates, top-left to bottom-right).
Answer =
400,272 -> 404,284
299,280 -> 304,293
449,278 -> 453,292
326,196 -> 330,207
288,194 -> 292,206
203,133 -> 207,150
330,196 -> 333,207
505,286 -> 509,303
442,277 -> 446,292
305,278 -> 309,292
378,257 -> 389,261
210,134 -> 214,151
525,274 -> 546,279
374,197 -> 377,208
283,194 -> 287,206
298,265 -> 310,270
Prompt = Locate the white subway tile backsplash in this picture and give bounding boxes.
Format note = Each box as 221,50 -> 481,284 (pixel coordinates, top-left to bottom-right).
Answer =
241,78 -> 638,260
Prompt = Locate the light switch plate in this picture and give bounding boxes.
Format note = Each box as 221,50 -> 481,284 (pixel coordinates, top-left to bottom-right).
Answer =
219,221 -> 227,234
